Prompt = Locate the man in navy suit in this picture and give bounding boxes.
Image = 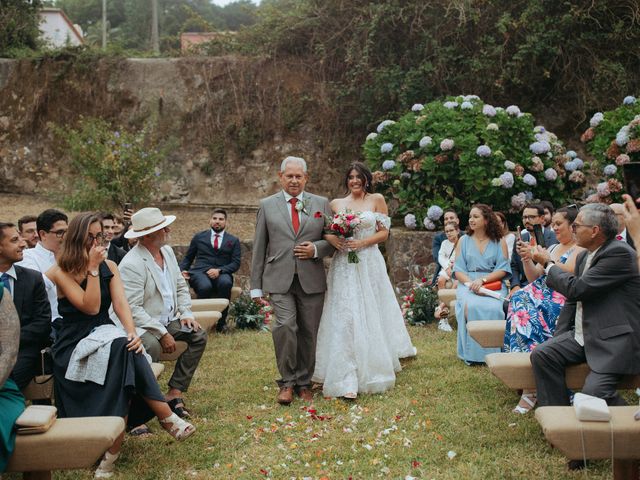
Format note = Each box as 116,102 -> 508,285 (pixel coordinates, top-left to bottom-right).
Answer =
180,209 -> 241,332
0,222 -> 51,389
509,203 -> 558,295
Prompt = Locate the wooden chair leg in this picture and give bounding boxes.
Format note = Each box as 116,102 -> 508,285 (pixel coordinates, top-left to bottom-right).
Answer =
613,459 -> 640,480
23,471 -> 52,480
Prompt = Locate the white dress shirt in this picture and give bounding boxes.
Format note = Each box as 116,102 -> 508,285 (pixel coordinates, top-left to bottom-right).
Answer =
574,247 -> 600,346
17,243 -> 60,321
210,229 -> 225,249
152,260 -> 176,326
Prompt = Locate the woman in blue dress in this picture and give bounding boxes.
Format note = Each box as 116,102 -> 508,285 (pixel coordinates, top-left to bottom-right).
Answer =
504,206 -> 583,413
453,204 -> 511,365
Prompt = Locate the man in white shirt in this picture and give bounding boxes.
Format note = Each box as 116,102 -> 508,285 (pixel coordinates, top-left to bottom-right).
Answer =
17,209 -> 68,326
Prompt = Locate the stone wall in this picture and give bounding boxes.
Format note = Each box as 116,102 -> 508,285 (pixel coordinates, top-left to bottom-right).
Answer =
173,228 -> 436,298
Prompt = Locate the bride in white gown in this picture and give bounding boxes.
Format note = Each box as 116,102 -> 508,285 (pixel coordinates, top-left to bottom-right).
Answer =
312,162 -> 417,399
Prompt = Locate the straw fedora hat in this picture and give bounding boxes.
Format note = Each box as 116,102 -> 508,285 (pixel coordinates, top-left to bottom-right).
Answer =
125,207 -> 176,239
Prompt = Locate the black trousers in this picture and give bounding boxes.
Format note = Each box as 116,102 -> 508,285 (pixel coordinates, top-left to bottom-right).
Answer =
189,272 -> 233,328
11,346 -> 42,389
531,330 -> 627,407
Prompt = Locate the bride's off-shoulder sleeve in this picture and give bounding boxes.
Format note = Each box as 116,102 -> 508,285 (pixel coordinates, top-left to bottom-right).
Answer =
374,213 -> 391,230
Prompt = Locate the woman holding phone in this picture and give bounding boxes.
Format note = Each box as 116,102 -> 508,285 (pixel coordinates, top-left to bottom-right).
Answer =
503,206 -> 584,413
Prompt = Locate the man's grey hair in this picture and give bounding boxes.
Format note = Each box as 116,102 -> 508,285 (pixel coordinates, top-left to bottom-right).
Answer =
280,156 -> 308,173
580,203 -> 618,240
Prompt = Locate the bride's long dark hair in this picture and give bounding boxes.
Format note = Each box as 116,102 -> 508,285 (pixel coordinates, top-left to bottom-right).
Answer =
343,162 -> 374,194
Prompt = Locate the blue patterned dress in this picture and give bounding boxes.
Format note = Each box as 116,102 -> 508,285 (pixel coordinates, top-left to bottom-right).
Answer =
503,247 -> 573,352
453,235 -> 511,363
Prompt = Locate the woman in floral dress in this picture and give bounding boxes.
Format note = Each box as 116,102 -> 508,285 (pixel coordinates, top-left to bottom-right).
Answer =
503,206 -> 583,413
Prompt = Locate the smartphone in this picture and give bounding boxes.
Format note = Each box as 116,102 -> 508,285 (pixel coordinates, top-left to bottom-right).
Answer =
532,224 -> 546,248
515,226 -> 522,243
123,202 -> 132,212
622,163 -> 640,200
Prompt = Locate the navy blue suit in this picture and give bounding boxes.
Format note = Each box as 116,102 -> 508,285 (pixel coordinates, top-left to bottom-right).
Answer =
510,228 -> 558,289
179,230 -> 241,329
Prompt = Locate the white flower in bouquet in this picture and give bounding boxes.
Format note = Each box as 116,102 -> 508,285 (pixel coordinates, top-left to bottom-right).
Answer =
419,136 -> 433,148
504,160 -> 516,170
443,101 -> 458,109
460,101 -> 473,110
486,123 -> 499,131
440,139 -> 455,151
404,214 -> 417,229
463,95 -> 480,101
376,120 -> 395,133
491,177 -> 503,187
366,132 -> 378,141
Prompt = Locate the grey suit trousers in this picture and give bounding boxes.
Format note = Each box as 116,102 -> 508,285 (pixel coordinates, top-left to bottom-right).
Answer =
531,331 -> 627,406
270,275 -> 325,389
141,319 -> 207,392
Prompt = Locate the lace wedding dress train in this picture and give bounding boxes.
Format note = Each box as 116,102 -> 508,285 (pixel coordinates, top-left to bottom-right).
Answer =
312,211 -> 417,398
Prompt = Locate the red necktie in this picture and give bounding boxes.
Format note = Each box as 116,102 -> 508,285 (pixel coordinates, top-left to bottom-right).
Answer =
289,198 -> 300,234
213,234 -> 220,249
616,235 -> 623,241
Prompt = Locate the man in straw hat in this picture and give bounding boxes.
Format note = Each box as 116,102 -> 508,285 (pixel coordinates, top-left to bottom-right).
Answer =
118,207 -> 207,423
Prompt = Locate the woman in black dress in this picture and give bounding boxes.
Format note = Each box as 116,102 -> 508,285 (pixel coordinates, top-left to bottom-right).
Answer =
48,213 -> 195,478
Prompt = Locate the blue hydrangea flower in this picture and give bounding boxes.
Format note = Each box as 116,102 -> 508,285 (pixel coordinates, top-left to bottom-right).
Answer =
462,95 -> 480,101
482,105 -> 497,117
382,160 -> 396,170
499,172 -> 514,188
412,103 -> 424,112
573,158 -> 584,169
529,141 -> 551,155
544,168 -> 558,181
603,164 -> 617,176
380,142 -> 394,154
564,161 -> 578,172
506,105 -> 521,116
524,191 -> 534,201
366,132 -> 378,141
443,101 -> 458,109
404,214 -> 417,229
400,172 -> 411,179
419,136 -> 432,148
423,217 -> 436,230
427,205 -> 444,221
376,120 -> 395,133
623,96 -> 637,105
523,174 -> 537,186
511,192 -> 527,209
533,125 -> 546,133
504,160 -> 516,170
590,112 -> 604,127
616,126 -> 630,146
566,150 -> 577,158
460,101 -> 473,110
476,145 -> 492,157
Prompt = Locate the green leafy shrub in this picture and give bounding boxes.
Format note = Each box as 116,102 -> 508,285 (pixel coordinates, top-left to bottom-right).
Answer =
229,295 -> 272,331
580,96 -> 640,203
55,117 -> 165,210
363,96 -> 589,229
400,279 -> 439,326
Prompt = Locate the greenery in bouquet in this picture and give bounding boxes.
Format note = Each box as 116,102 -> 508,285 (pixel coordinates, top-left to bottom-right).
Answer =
400,278 -> 439,326
363,96 -> 590,229
580,96 -> 640,204
230,295 -> 272,331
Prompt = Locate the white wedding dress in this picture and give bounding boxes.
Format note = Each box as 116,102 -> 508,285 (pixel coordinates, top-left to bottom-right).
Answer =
312,211 -> 417,397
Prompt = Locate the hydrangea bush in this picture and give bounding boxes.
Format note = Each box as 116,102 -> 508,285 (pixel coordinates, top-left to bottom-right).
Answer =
580,96 -> 640,203
364,96 -> 589,230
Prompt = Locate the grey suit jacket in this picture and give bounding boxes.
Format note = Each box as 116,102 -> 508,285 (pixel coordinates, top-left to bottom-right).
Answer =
546,239 -> 640,375
251,191 -> 334,295
118,244 -> 193,339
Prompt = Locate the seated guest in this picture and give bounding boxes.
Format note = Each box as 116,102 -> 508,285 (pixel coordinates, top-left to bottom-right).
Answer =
99,212 -> 127,264
510,204 -> 558,295
453,204 -> 511,365
110,207 -> 134,252
17,215 -> 38,249
0,223 -> 51,389
436,221 -> 460,290
48,213 -> 195,477
540,200 -> 558,243
495,212 -> 515,260
531,203 -> 640,410
17,209 -> 68,327
503,207 -> 583,414
610,203 -> 636,249
119,208 -> 207,422
179,208 -> 241,332
112,214 -> 125,237
0,281 -> 26,474
431,209 -> 460,284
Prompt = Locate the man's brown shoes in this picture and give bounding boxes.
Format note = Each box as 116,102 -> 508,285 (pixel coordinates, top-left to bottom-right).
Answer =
297,387 -> 314,402
277,386 -> 294,405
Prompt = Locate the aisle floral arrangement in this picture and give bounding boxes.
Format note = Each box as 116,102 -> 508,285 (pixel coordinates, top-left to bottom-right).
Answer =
363,95 -> 589,229
580,95 -> 640,204
230,295 -> 273,331
400,278 -> 439,326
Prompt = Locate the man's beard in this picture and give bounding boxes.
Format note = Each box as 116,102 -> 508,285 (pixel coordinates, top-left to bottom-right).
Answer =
211,225 -> 224,233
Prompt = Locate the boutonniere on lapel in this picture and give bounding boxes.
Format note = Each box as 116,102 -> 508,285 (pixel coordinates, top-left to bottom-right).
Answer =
225,240 -> 233,248
295,197 -> 311,216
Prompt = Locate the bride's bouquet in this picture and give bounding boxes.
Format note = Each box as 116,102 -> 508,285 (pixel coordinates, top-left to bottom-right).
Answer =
314,209 -> 363,263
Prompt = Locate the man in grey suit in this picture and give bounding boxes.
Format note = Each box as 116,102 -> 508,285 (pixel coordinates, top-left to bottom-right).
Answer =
119,207 -> 207,420
251,156 -> 334,405
531,203 -> 640,407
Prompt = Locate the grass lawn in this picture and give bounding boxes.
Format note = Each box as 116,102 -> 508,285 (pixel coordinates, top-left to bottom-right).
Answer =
42,326 -> 622,479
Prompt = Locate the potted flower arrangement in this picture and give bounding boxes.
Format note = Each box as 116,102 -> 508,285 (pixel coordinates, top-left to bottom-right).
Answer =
229,295 -> 272,331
